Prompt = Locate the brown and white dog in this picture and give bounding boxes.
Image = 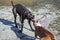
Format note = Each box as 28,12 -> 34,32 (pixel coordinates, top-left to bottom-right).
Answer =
32,20 -> 55,40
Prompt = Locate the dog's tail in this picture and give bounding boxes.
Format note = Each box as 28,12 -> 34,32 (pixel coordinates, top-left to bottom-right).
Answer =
11,0 -> 14,7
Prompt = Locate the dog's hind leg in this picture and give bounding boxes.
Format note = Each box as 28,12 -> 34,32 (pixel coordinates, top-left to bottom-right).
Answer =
14,14 -> 17,28
12,8 -> 18,28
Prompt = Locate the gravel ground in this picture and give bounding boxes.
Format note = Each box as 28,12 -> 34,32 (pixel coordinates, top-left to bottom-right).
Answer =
0,6 -> 60,40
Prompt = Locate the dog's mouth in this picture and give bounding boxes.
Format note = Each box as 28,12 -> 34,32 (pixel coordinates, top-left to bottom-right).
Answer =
28,15 -> 35,20
31,19 -> 35,22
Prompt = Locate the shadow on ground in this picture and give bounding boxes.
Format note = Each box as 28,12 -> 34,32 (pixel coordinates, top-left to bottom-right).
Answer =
11,27 -> 35,40
0,18 -> 35,40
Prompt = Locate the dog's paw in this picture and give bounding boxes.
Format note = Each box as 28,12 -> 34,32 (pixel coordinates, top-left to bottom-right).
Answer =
15,25 -> 18,28
18,30 -> 22,33
32,29 -> 35,32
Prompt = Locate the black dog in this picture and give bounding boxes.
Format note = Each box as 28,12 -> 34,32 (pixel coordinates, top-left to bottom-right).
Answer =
11,1 -> 34,33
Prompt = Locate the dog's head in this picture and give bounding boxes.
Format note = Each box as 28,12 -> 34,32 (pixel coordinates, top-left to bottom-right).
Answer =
32,20 -> 42,27
32,19 -> 38,23
26,11 -> 35,20
28,13 -> 34,20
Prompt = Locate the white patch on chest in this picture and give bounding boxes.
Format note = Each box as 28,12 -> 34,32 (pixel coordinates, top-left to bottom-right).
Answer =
35,22 -> 42,26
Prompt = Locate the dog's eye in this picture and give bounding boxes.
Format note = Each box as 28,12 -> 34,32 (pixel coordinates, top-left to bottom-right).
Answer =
29,11 -> 31,13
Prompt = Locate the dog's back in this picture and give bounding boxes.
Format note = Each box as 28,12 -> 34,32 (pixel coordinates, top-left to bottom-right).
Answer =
44,28 -> 55,40
11,0 -> 34,19
11,2 -> 28,15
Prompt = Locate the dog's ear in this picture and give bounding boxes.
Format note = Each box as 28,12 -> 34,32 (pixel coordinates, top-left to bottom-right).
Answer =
36,20 -> 38,23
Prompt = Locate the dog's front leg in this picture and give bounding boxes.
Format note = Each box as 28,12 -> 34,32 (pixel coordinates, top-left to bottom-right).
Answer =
28,20 -> 34,31
18,20 -> 24,33
35,30 -> 37,40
